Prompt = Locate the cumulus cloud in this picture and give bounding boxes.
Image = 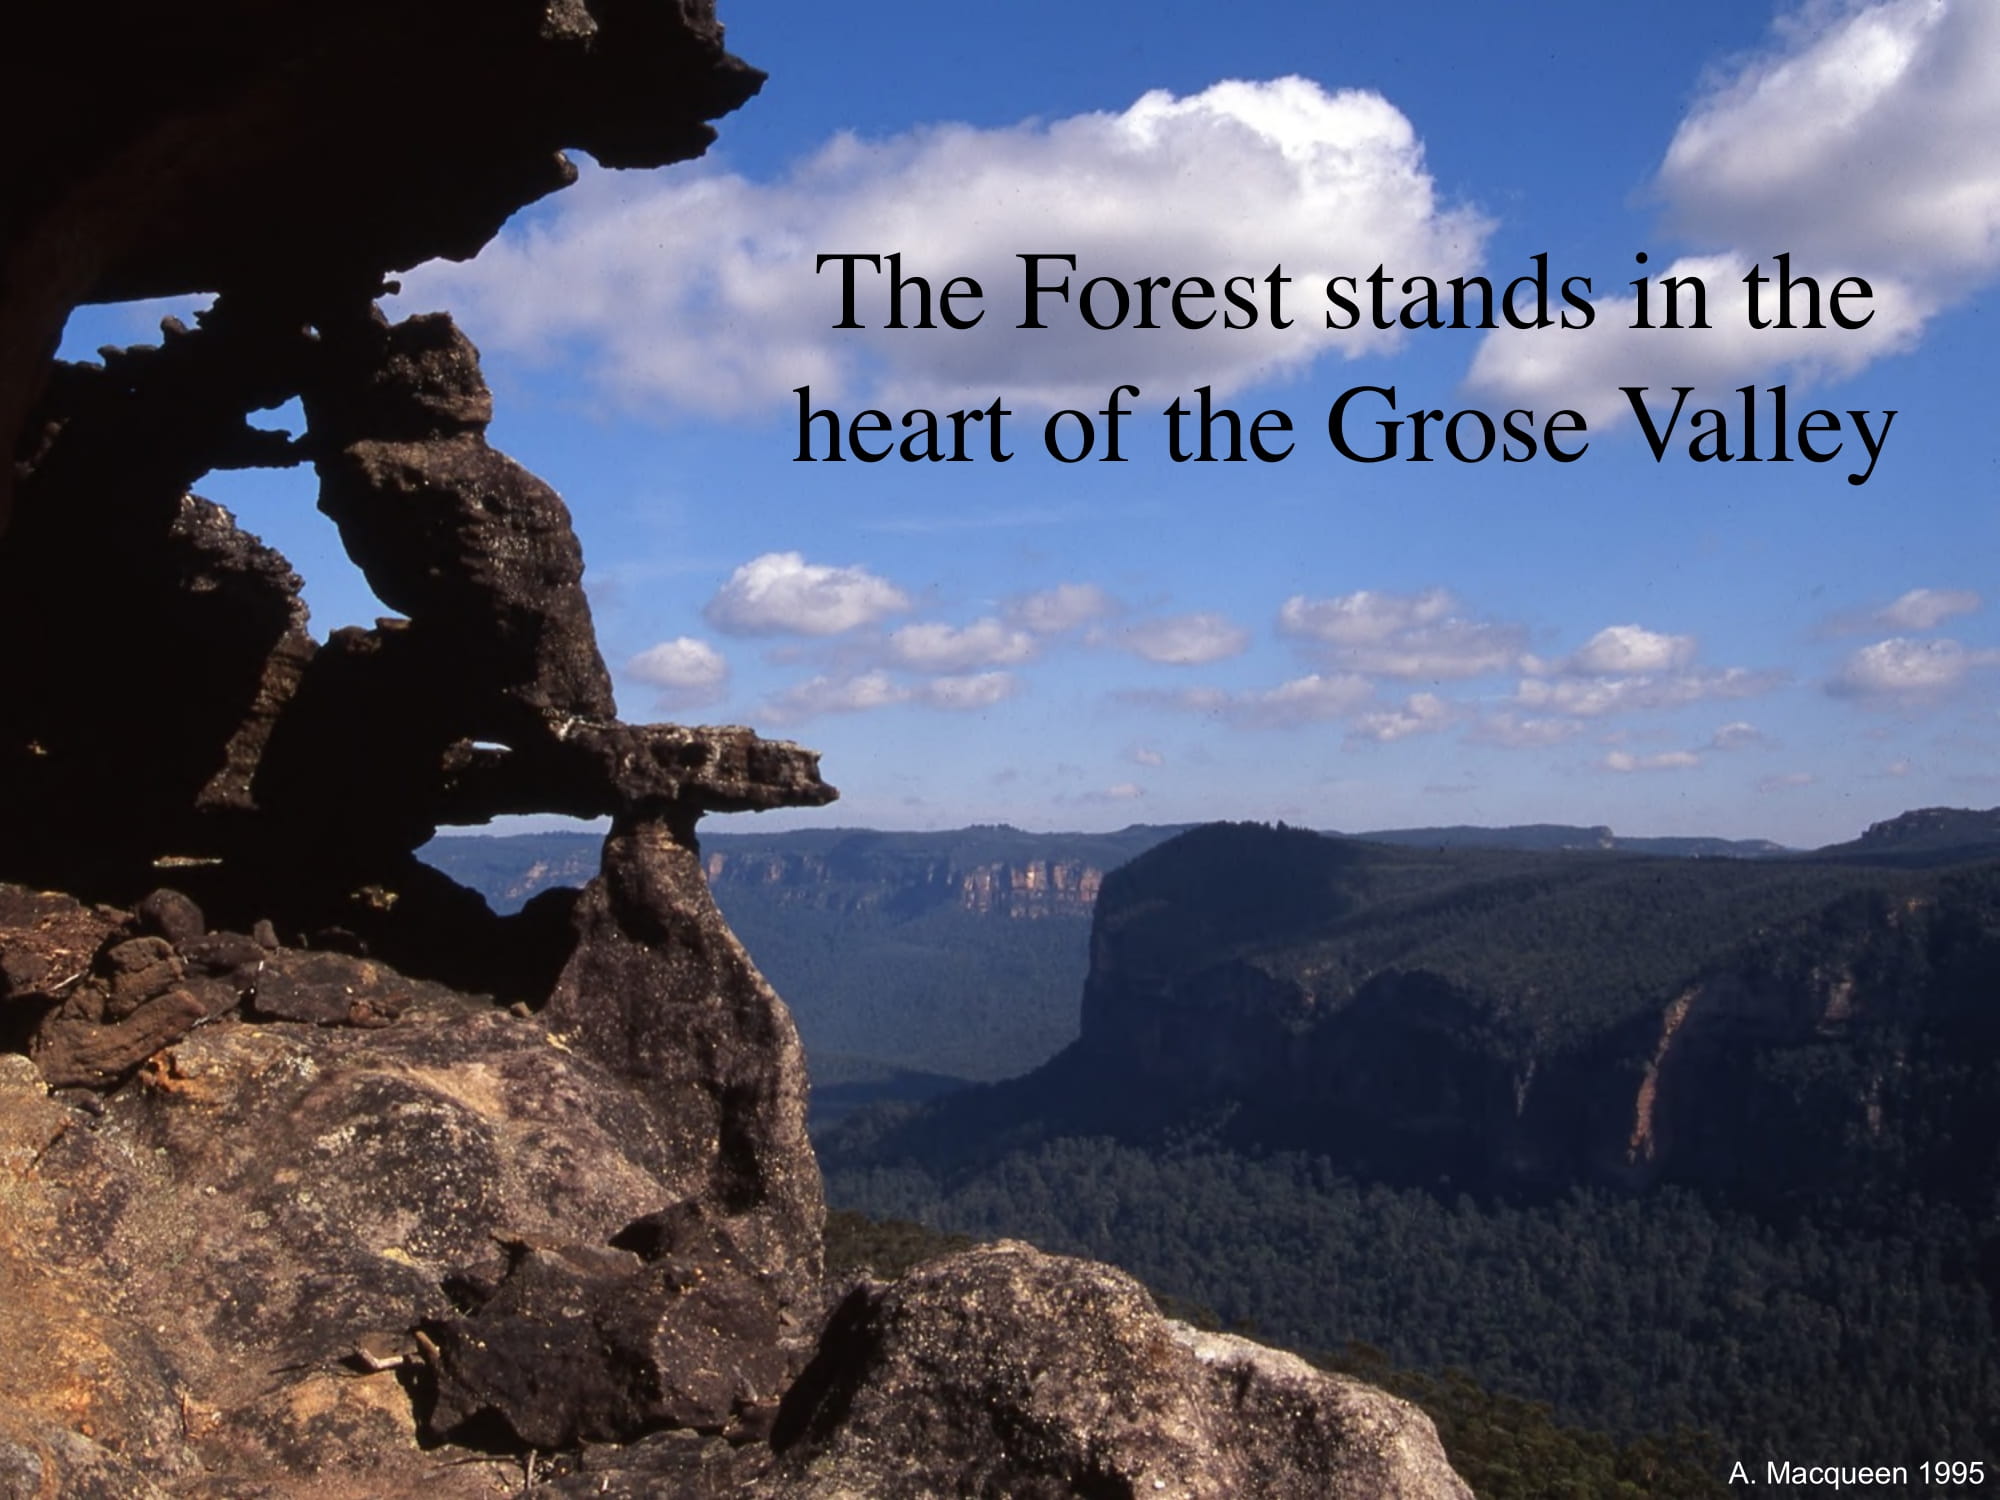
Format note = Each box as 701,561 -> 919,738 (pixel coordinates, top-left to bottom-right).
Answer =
1513,665 -> 1781,718
1560,624 -> 1697,677
885,618 -> 1037,672
1658,0 -> 2000,285
1708,721 -> 1769,751
1468,712 -> 1587,749
1348,692 -> 1458,744
1504,621 -> 1783,719
625,637 -> 729,710
1472,0 -> 2000,419
1277,589 -> 1526,678
764,670 -> 908,721
1827,636 -> 2000,704
1603,748 -> 1703,773
1279,588 -> 1453,645
1004,582 -> 1119,635
1130,746 -> 1167,767
401,78 -> 1486,415
760,667 -> 1017,723
704,552 -> 910,637
1469,252 -> 1924,425
1825,586 -> 1983,635
922,671 -> 1019,711
1116,612 -> 1252,665
1128,672 -> 1375,730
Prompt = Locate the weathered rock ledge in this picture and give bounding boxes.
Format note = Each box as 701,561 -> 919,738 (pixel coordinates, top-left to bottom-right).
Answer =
0,884 -> 1472,1499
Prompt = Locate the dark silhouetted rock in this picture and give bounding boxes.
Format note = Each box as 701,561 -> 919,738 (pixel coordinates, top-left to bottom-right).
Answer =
246,949 -> 420,1028
544,816 -> 825,1313
133,889 -> 205,947
420,1229 -> 790,1448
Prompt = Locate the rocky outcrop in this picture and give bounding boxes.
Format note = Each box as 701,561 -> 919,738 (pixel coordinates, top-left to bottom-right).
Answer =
530,1242 -> 1472,1498
0,913 -> 800,1497
2,6 -> 1474,1497
0,888 -> 1473,1497
758,1242 -> 1471,1500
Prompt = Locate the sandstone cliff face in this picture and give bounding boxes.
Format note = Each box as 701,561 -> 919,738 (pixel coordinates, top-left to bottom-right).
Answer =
0,7 -> 1473,1497
1071,823 -> 2000,1205
703,848 -> 1106,920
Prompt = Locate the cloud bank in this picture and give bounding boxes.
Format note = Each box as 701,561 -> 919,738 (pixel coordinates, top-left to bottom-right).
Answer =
402,78 -> 1486,415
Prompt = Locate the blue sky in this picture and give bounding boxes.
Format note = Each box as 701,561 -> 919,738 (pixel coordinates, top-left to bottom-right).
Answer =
63,0 -> 2000,846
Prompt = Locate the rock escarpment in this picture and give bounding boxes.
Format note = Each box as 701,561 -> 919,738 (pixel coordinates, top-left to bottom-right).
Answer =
1063,822 -> 2000,1204
1,6 -> 1472,1497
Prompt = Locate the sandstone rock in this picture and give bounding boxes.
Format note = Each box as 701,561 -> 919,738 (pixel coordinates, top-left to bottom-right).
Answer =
420,1226 -> 791,1448
756,1241 -> 1473,1500
245,949 -> 424,1028
4,973 -> 768,1496
544,817 -> 824,1314
133,890 -> 206,947
29,988 -> 208,1090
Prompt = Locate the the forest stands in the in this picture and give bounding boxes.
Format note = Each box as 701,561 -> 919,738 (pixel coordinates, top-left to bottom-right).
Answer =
434,808 -> 2000,1496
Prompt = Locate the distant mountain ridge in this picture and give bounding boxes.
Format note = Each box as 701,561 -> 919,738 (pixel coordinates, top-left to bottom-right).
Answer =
420,810 -> 1995,1099
423,816 -> 1809,919
1812,805 -> 2000,866
832,819 -> 2000,1206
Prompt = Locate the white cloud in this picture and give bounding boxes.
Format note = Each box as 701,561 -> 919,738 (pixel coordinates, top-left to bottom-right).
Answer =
1513,665 -> 1781,718
624,637 -> 729,709
1469,252 -> 1924,426
1828,636 -> 2000,704
1279,588 -> 1453,644
1468,712 -> 1587,749
1708,721 -> 1769,751
704,552 -> 910,637
1832,588 -> 1984,636
1103,782 -> 1146,802
1659,0 -> 2000,287
1130,746 -> 1167,767
764,670 -> 909,721
1347,692 -> 1458,743
1603,749 -> 1703,773
1117,612 -> 1252,665
401,78 -> 1487,415
1278,589 -> 1526,678
1005,582 -> 1119,635
759,666 -> 1018,723
1563,624 -> 1697,677
1131,672 -> 1375,730
1471,0 -> 2000,421
921,671 -> 1018,710
885,618 -> 1037,672
1506,622 -> 1783,720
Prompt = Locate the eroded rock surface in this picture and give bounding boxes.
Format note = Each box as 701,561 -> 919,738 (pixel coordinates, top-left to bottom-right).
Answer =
0,1 -> 1474,1494
1,917 -> 805,1497
536,1241 -> 1474,1499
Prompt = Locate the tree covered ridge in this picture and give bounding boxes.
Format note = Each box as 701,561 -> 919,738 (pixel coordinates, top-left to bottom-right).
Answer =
824,822 -> 2000,1490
